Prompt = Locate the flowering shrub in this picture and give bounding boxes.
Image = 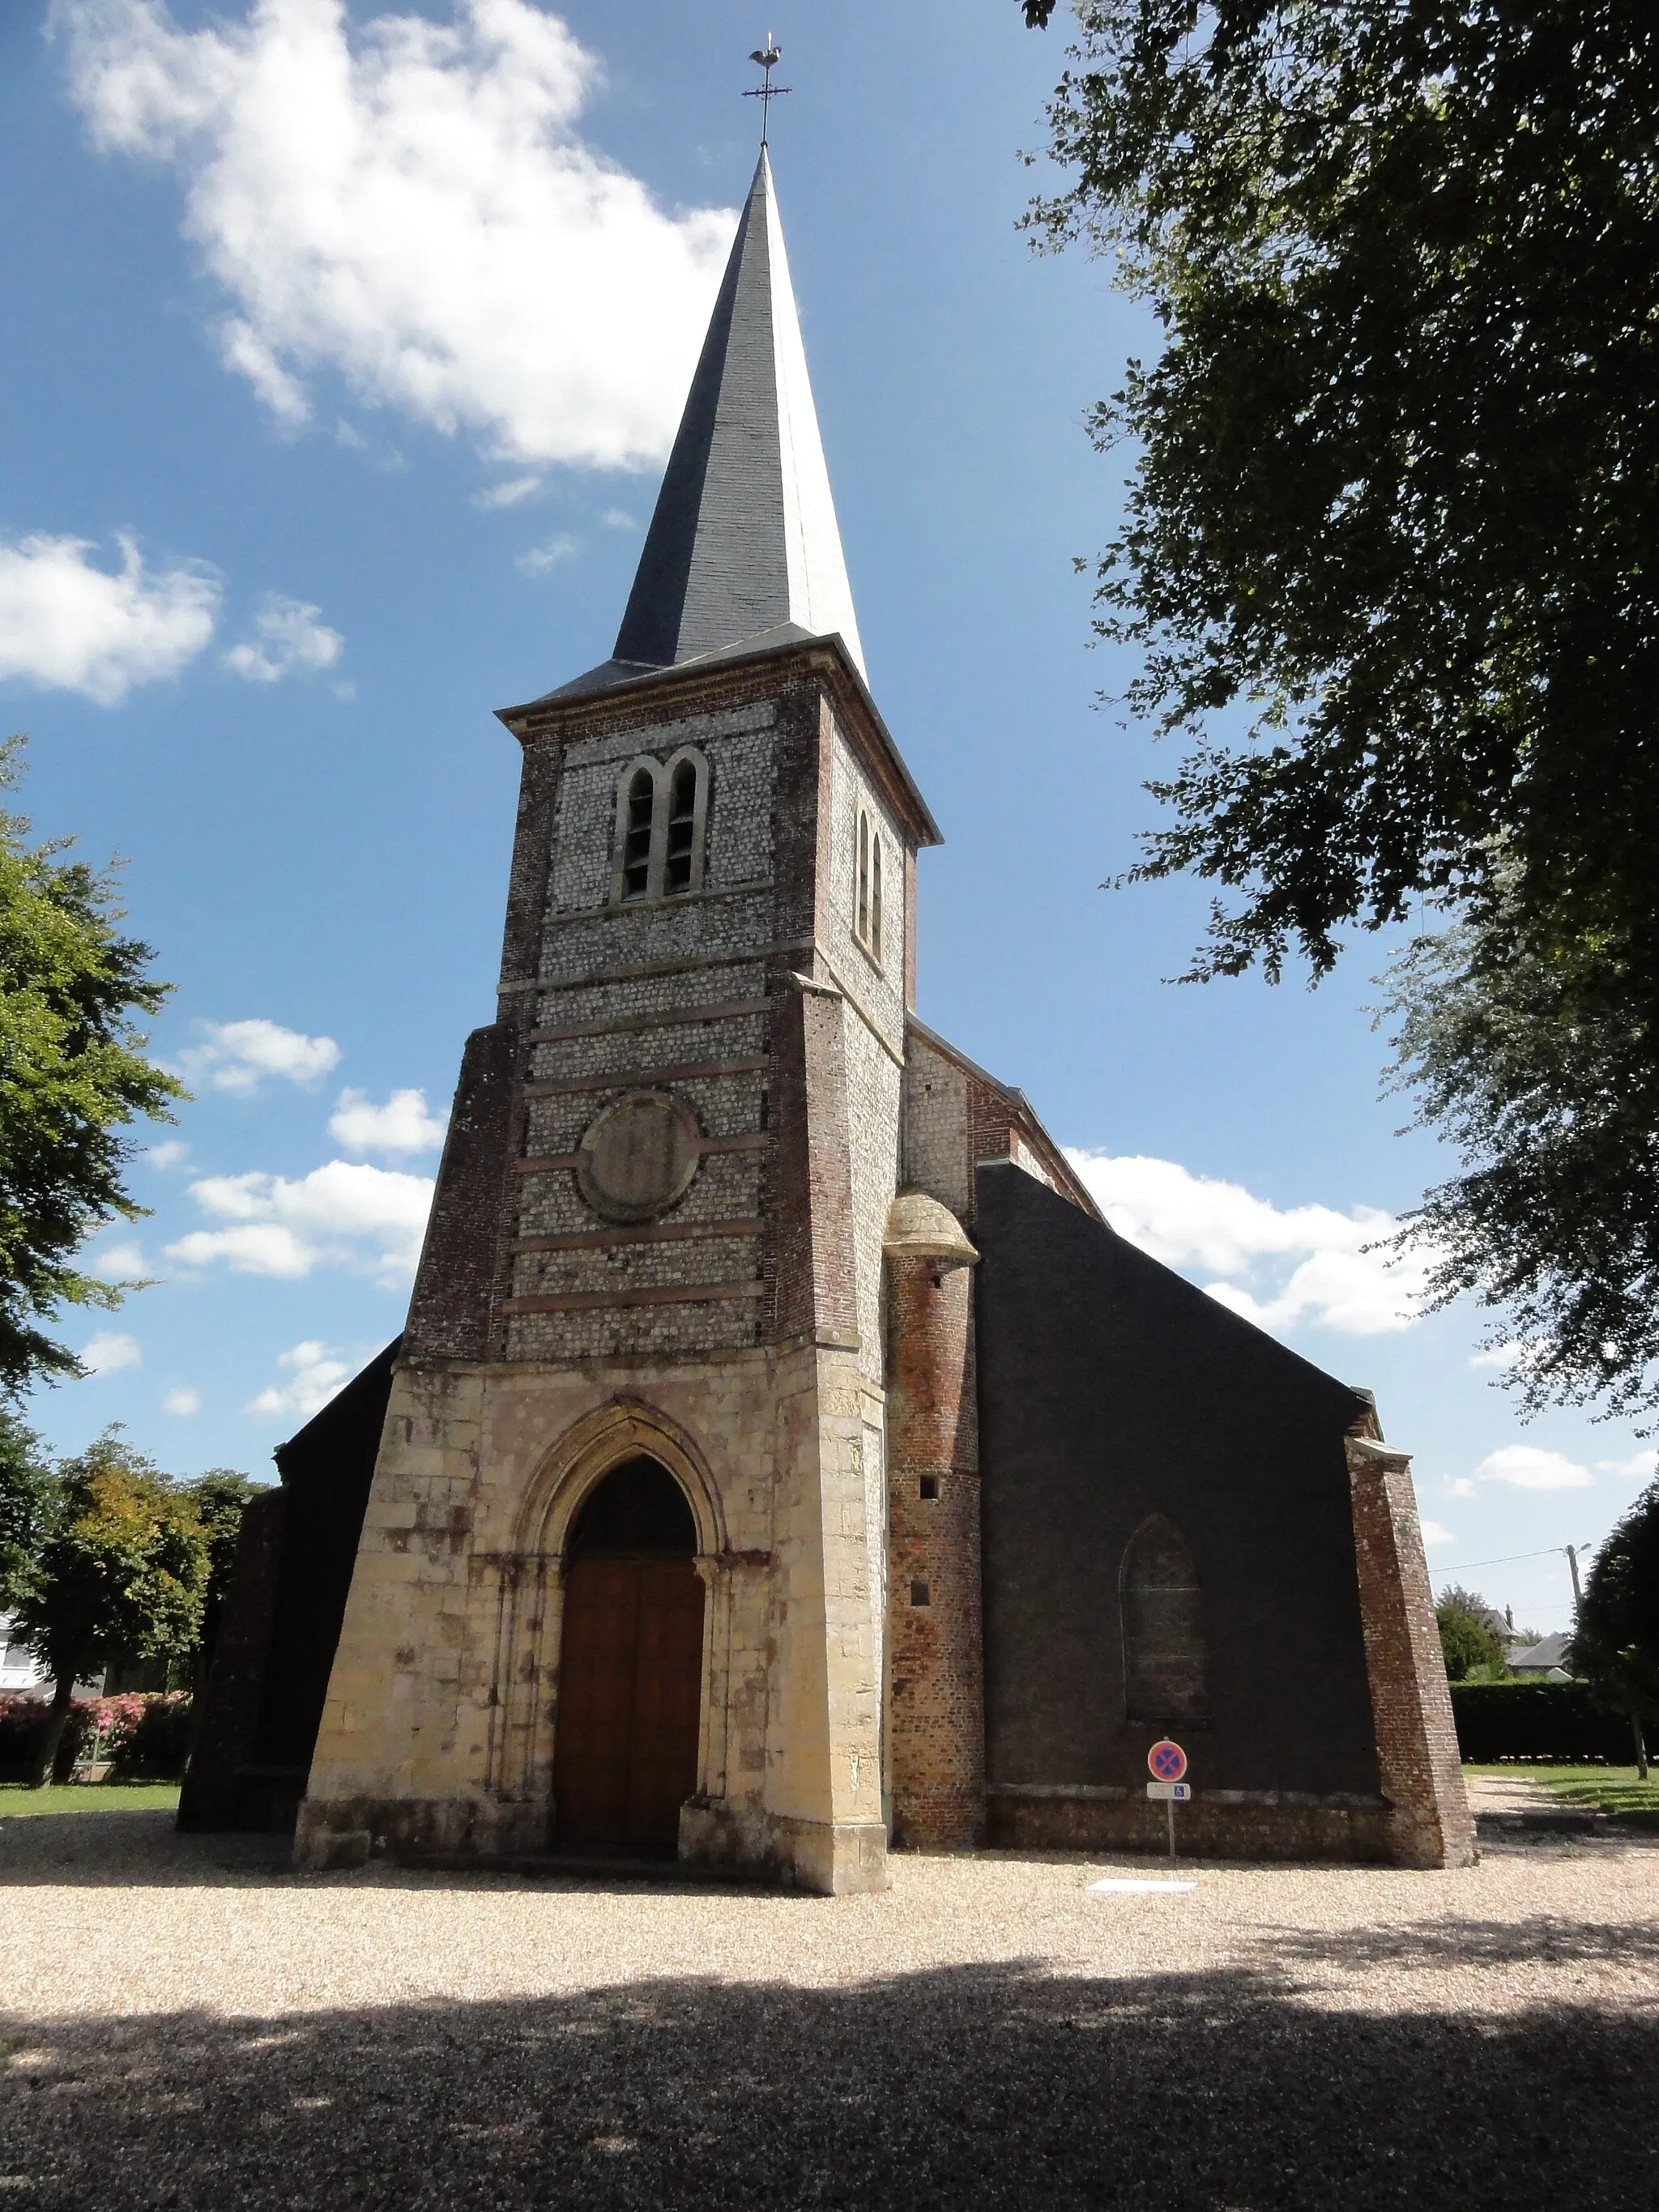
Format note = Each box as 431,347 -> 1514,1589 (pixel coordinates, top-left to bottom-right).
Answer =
0,1690 -> 194,1781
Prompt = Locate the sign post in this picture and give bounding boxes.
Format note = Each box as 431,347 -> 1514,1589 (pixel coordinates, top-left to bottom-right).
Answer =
1146,1740 -> 1189,1860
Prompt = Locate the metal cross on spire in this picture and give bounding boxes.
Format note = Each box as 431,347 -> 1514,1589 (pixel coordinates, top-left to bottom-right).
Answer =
744,36 -> 790,145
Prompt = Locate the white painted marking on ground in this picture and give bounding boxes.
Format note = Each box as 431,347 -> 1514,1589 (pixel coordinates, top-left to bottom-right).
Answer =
1087,1878 -> 1196,1894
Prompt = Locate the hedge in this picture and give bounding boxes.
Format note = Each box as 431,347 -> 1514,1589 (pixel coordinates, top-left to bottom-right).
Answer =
0,1691 -> 194,1783
1450,1680 -> 1635,1764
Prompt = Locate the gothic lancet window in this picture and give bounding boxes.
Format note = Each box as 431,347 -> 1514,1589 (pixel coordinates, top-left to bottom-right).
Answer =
1120,1515 -> 1209,1724
621,767 -> 655,900
610,749 -> 709,906
665,758 -> 697,894
855,806 -> 883,965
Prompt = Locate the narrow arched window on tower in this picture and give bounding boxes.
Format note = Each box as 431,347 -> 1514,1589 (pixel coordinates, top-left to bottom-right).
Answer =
856,810 -> 870,944
664,758 -> 697,893
1120,1515 -> 1208,1724
621,766 -> 655,900
869,834 -> 883,965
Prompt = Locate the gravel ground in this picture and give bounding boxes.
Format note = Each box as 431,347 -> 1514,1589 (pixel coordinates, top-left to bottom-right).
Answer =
2,1789 -> 1655,2210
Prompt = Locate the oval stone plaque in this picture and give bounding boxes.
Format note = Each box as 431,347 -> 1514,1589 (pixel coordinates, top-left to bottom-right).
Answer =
575,1090 -> 703,1222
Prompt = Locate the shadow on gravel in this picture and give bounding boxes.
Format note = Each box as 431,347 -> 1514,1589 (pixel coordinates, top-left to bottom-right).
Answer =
0,1811 -> 291,1886
2,1963 -> 1654,2211
1254,1912 -> 1659,1971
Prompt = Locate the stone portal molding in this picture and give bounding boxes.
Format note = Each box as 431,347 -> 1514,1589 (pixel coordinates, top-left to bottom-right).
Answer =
513,1395 -> 728,1560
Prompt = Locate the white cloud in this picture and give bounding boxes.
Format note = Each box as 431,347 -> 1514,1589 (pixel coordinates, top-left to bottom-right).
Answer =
1473,1445 -> 1593,1491
179,1017 -> 340,1094
223,593 -> 343,682
162,1385 -> 201,1415
1593,1450 -> 1656,1480
1469,1342 -> 1524,1371
329,1087 -> 448,1157
166,1221 -> 318,1277
55,0 -> 735,467
517,533 -> 578,575
146,1140 -> 188,1169
167,1157 -> 434,1285
248,1339 -> 353,1420
1420,1520 -> 1456,1548
81,1330 -> 141,1375
472,475 -> 541,509
1444,1477 -> 1478,1500
0,531 -> 218,704
88,1239 -> 149,1281
599,507 -> 633,529
1066,1150 -> 1433,1337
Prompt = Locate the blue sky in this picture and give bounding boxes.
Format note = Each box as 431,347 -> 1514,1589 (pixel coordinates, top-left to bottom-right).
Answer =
1,0 -> 1646,1631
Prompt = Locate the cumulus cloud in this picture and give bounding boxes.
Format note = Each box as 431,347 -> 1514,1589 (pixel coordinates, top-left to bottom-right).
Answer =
0,531 -> 218,704
1419,1520 -> 1456,1549
1593,1449 -> 1656,1479
55,0 -> 735,467
80,1330 -> 141,1375
248,1339 -> 354,1420
516,533 -> 578,575
178,1018 -> 340,1094
166,1158 -> 434,1285
146,1140 -> 188,1169
328,1087 -> 447,1157
1444,1477 -> 1478,1500
1065,1150 -> 1433,1337
473,475 -> 541,509
223,593 -> 343,682
1469,1342 -> 1525,1371
87,1239 -> 149,1281
162,1386 -> 201,1415
1473,1445 -> 1593,1491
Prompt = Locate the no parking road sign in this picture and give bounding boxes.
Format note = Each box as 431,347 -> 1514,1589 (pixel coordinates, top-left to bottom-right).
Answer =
1146,1741 -> 1190,1858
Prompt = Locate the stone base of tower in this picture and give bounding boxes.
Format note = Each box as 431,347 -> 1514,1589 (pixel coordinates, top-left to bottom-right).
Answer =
293,1345 -> 892,1895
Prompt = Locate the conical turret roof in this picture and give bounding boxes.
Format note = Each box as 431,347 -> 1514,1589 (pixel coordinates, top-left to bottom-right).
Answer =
544,150 -> 864,700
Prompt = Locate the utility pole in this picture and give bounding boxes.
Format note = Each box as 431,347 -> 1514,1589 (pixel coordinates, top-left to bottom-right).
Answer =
1565,1544 -> 1585,1609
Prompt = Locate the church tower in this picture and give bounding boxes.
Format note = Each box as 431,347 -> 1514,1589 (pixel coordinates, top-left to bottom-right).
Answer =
297,151 -> 938,1891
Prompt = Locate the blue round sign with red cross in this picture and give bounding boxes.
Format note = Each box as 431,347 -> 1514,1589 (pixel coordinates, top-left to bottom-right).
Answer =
1148,1740 -> 1188,1783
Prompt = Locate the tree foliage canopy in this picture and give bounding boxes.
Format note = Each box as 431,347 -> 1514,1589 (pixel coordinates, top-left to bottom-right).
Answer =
1572,1479 -> 1659,1730
1435,1584 -> 1510,1681
0,1405 -> 55,1614
0,739 -> 182,1390
1021,2 -> 1659,990
1380,889 -> 1659,1418
10,1431 -> 207,1688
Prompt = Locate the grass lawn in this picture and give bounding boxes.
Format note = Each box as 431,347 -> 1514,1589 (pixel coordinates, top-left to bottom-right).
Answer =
0,1781 -> 181,1818
1465,1762 -> 1659,1825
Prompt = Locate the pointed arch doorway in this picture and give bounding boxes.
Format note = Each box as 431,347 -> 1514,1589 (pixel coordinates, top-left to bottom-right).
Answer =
552,1455 -> 706,1852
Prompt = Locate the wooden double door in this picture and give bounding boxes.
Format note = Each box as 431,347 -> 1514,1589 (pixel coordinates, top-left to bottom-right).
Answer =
552,1552 -> 706,1851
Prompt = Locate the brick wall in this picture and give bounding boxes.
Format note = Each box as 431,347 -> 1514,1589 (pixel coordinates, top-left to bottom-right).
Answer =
885,1246 -> 985,1847
1346,1433 -> 1476,1868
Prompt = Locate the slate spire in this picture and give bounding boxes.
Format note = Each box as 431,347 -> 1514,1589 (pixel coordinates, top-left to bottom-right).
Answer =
612,149 -> 866,679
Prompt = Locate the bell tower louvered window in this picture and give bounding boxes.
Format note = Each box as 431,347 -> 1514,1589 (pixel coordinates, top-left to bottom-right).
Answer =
621,767 -> 655,900
1120,1515 -> 1208,1724
609,748 -> 709,906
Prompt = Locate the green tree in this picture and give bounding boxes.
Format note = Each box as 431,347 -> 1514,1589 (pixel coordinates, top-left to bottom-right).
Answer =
11,1431 -> 207,1785
1571,1481 -> 1658,1776
1379,894 -> 1659,1419
1435,1586 -> 1510,1682
0,736 -> 183,1391
180,1469 -> 262,1690
0,1405 -> 56,1614
1017,2 -> 1659,1411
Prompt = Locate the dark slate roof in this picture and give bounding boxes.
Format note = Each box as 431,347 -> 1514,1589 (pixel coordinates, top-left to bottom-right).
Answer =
524,150 -> 865,711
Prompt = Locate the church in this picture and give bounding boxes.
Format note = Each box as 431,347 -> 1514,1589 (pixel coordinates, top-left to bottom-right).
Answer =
181,150 -> 1473,1889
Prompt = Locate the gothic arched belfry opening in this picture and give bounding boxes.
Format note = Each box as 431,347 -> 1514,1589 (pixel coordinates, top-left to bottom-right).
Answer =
200,135 -> 1473,1885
